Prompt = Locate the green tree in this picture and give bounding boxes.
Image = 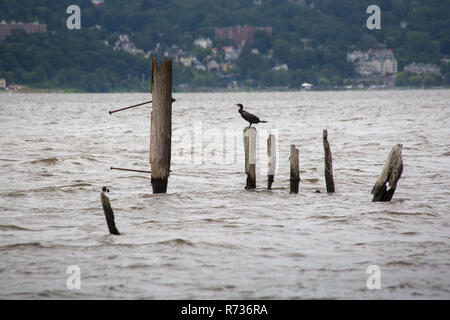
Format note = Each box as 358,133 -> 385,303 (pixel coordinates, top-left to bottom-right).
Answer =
193,47 -> 212,64
272,70 -> 289,87
395,72 -> 408,86
408,75 -> 423,87
253,30 -> 272,54
318,77 -> 331,89
423,74 -> 440,87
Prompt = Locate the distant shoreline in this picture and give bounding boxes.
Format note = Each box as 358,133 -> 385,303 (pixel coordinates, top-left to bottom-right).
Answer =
1,86 -> 449,94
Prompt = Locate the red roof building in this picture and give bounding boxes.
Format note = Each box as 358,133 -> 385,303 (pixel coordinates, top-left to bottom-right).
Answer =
214,25 -> 272,48
0,21 -> 47,41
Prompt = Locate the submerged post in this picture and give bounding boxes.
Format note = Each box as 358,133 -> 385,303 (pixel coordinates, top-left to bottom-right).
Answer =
150,57 -> 173,193
100,187 -> 120,235
371,144 -> 403,202
244,127 -> 257,189
323,129 -> 335,193
267,134 -> 276,189
290,144 -> 300,193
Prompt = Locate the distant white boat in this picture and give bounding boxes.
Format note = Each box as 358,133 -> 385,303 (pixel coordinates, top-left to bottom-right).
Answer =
301,82 -> 313,90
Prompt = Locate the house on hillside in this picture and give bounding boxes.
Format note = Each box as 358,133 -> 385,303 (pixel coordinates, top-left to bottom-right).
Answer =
179,56 -> 194,67
347,49 -> 398,76
223,46 -> 241,61
92,0 -> 104,6
273,64 -> 288,71
214,25 -> 272,48
403,62 -> 441,75
0,78 -> 6,89
113,34 -> 144,55
194,38 -> 213,48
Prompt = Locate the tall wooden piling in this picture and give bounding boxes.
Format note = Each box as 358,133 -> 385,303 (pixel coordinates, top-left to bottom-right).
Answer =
244,127 -> 257,189
371,144 -> 403,202
323,129 -> 335,193
290,144 -> 300,193
150,57 -> 173,193
267,134 -> 276,189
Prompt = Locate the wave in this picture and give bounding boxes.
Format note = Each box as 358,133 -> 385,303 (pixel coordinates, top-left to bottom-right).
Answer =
386,260 -> 416,267
81,156 -> 98,162
3,191 -> 27,197
0,224 -> 33,231
0,242 -> 43,250
60,183 -> 92,188
30,157 -> 59,165
155,238 -> 194,247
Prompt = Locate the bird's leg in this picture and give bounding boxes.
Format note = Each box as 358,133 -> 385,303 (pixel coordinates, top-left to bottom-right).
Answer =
248,123 -> 252,128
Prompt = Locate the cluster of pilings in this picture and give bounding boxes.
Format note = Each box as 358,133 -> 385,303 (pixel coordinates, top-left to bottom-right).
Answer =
242,127 -> 336,194
242,126 -> 403,200
101,57 -> 404,235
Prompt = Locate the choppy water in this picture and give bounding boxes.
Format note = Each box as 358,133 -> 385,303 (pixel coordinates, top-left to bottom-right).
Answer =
0,90 -> 449,299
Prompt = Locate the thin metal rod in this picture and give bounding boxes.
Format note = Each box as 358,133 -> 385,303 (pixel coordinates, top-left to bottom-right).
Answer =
110,167 -> 151,174
110,167 -> 172,174
109,100 -> 152,115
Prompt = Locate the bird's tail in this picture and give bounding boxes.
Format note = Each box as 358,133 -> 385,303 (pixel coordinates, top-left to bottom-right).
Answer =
261,120 -> 268,123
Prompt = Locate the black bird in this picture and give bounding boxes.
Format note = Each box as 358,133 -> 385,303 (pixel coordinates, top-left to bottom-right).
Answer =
235,103 -> 267,128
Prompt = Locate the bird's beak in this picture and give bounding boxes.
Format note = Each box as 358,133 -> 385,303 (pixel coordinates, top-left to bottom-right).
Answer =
234,104 -> 239,107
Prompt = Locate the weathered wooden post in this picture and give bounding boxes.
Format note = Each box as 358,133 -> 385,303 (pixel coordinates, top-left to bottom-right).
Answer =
150,57 -> 174,193
323,129 -> 335,193
267,134 -> 276,189
244,127 -> 257,189
290,144 -> 300,193
100,187 -> 120,235
371,144 -> 403,202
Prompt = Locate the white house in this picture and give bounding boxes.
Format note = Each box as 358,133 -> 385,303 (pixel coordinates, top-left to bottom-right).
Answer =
179,56 -> 194,67
223,46 -> 241,61
194,37 -> 212,49
403,62 -> 440,75
348,49 -> 398,76
273,64 -> 288,71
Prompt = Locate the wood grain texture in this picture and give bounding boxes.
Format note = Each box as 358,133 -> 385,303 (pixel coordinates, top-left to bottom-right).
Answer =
290,144 -> 300,193
323,129 -> 335,193
100,190 -> 120,235
244,127 -> 257,189
371,144 -> 403,202
150,57 -> 173,193
267,134 -> 276,189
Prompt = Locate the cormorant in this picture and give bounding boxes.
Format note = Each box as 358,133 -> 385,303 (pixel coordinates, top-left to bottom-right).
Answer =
235,103 -> 267,128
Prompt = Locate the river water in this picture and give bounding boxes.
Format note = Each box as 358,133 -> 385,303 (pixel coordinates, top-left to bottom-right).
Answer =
0,90 -> 449,299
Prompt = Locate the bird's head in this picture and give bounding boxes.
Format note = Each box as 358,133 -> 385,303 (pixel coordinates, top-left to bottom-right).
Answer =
235,103 -> 243,108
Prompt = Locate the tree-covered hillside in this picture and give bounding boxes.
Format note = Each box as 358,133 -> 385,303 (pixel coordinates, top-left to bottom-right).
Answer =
0,0 -> 449,91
